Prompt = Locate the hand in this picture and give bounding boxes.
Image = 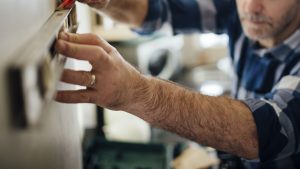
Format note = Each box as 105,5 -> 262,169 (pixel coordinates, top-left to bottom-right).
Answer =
77,0 -> 111,9
55,32 -> 145,110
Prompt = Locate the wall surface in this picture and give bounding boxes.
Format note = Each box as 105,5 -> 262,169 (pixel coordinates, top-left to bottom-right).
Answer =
0,1 -> 82,169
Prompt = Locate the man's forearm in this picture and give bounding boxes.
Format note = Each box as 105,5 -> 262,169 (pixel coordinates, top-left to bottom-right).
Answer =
90,0 -> 148,27
126,76 -> 259,159
54,32 -> 259,159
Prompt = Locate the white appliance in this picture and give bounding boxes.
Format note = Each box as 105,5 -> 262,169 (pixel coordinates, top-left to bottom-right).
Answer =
137,35 -> 184,80
115,35 -> 184,80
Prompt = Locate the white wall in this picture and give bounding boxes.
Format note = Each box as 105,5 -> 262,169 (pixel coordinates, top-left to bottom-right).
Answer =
0,1 -> 82,168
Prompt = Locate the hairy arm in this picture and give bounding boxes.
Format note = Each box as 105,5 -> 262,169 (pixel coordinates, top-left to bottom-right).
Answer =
55,32 -> 259,160
126,77 -> 259,159
81,0 -> 148,27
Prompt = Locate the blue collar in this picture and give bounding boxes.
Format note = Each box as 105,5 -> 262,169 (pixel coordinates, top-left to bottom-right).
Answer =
252,27 -> 300,62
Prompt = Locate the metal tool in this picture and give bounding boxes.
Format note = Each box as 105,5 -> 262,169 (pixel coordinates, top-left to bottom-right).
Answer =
56,0 -> 76,10
6,7 -> 78,129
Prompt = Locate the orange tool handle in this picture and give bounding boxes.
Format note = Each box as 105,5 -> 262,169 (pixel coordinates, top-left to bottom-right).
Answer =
57,0 -> 75,10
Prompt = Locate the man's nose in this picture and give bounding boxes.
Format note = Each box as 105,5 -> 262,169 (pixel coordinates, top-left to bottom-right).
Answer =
244,0 -> 263,13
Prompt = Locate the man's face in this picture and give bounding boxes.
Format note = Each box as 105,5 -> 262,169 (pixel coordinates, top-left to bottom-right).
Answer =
236,0 -> 300,41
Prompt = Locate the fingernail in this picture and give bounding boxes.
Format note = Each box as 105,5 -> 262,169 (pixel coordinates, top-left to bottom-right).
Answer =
59,32 -> 68,40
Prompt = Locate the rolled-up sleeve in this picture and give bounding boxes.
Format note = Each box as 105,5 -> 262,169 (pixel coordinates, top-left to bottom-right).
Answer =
135,0 -> 236,34
243,75 -> 300,162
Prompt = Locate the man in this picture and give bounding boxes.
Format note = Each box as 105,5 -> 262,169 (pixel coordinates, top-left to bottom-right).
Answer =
55,0 -> 300,167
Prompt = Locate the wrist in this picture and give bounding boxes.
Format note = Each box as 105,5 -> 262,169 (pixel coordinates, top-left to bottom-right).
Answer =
124,74 -> 154,118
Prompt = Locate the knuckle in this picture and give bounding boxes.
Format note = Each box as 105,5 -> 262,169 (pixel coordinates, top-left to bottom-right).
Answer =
96,36 -> 105,45
90,33 -> 99,40
108,46 -> 118,55
70,34 -> 78,42
97,35 -> 105,41
95,46 -> 106,58
110,46 -> 117,52
87,33 -> 101,44
63,42 -> 71,53
96,46 -> 105,53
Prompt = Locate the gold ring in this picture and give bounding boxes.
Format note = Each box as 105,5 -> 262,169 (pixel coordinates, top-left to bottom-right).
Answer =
90,74 -> 96,86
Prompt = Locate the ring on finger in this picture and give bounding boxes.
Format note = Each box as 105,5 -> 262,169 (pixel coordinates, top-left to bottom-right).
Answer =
89,73 -> 96,87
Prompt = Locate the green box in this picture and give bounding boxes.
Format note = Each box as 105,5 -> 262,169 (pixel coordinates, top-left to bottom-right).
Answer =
83,138 -> 173,169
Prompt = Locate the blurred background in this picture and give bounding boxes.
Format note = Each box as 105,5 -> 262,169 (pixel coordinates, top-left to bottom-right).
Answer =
0,1 -> 234,169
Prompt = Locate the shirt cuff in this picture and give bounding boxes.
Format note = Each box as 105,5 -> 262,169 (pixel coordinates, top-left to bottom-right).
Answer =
242,98 -> 289,163
133,0 -> 166,34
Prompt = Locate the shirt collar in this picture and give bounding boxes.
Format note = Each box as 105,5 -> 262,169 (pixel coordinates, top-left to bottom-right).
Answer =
252,27 -> 300,62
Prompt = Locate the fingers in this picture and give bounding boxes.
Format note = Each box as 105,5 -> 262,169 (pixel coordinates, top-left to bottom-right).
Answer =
59,32 -> 113,53
77,0 -> 100,3
55,90 -> 96,104
61,69 -> 97,87
55,39 -> 108,65
77,0 -> 109,8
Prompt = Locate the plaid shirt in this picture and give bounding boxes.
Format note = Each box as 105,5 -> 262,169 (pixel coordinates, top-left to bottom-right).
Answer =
137,0 -> 300,164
